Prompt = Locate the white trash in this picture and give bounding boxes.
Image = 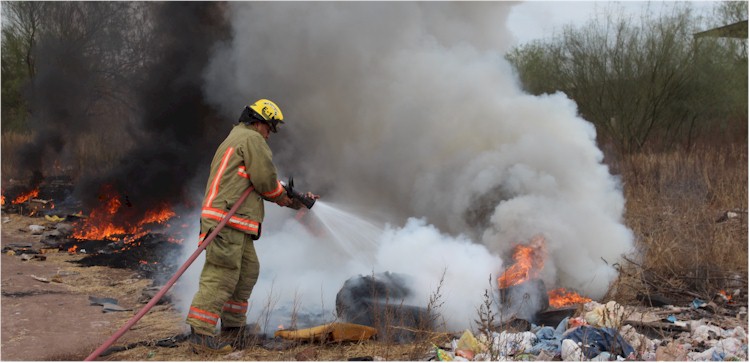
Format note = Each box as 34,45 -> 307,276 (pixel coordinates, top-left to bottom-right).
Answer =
561,339 -> 584,361
693,324 -> 723,343
491,331 -> 537,357
28,225 -> 45,234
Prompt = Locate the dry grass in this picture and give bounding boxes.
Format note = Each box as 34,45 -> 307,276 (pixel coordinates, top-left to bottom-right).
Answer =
607,143 -> 748,303
1,132 -> 33,179
98,338 -> 436,361
1,130 -> 131,183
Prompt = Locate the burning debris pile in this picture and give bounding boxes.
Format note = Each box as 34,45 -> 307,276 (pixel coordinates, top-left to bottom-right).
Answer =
1,176 -> 77,217
3,179 -> 189,282
495,235 -> 592,326
335,272 -> 434,342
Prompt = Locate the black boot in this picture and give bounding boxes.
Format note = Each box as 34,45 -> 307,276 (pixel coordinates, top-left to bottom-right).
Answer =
188,329 -> 233,354
220,324 -> 262,349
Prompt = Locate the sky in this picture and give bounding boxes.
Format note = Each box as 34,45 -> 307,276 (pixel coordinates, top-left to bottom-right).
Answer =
507,1 -> 720,45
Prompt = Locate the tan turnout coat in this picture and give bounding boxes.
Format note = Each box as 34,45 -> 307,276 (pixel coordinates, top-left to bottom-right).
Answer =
199,123 -> 287,238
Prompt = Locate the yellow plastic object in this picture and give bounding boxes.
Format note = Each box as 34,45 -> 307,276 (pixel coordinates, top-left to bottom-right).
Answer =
456,329 -> 481,353
274,322 -> 377,342
45,215 -> 65,222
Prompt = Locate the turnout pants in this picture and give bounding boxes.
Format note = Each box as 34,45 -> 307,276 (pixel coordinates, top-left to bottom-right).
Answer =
186,226 -> 260,336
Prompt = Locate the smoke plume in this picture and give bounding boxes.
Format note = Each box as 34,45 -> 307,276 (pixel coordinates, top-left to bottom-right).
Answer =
12,3 -> 231,219
177,2 -> 635,331
74,2 -> 230,218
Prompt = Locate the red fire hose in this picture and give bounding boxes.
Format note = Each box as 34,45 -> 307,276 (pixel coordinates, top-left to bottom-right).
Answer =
84,186 -> 255,361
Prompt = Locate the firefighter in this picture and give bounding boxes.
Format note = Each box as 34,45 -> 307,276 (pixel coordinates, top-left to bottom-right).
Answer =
186,99 -> 317,353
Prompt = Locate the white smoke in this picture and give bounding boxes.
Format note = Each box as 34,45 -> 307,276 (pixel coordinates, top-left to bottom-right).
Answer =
176,2 -> 635,332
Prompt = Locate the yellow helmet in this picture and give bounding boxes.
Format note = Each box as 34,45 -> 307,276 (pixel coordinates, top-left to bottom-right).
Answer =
243,98 -> 284,133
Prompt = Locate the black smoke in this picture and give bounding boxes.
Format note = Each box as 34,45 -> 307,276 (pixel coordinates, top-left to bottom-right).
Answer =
12,3 -> 232,221
76,2 -> 231,220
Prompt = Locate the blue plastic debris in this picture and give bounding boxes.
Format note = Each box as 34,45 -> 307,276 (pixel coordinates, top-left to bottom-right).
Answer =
666,315 -> 677,323
692,298 -> 707,309
562,326 -> 635,359
529,327 -> 559,354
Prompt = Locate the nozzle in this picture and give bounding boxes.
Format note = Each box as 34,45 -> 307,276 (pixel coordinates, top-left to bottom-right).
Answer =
283,177 -> 316,209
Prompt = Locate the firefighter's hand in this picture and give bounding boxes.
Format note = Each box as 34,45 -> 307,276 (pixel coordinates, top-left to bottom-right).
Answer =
305,192 -> 320,200
276,195 -> 294,207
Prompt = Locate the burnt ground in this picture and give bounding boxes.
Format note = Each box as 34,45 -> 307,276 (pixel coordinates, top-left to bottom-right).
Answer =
0,212 -> 186,361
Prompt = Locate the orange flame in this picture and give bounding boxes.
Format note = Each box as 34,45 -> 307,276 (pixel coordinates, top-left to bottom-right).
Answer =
12,188 -> 39,204
1,195 -> 5,205
72,185 -> 175,241
547,288 -> 592,308
497,235 -> 593,306
497,235 -> 547,289
719,290 -> 733,303
68,245 -> 78,254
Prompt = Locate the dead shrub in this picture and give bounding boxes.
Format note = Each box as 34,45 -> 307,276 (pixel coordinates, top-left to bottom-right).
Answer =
609,143 -> 747,303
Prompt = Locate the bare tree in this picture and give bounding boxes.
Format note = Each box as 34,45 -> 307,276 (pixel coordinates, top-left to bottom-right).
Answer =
506,2 -> 747,153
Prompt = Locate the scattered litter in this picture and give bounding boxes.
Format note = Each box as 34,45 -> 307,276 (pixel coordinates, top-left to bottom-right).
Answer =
591,351 -> 612,361
655,341 -> 689,361
3,217 -> 10,223
535,350 -> 556,361
562,326 -> 635,359
54,223 -> 74,235
584,301 -> 626,328
561,339 -> 585,361
89,296 -> 132,313
102,303 -> 133,313
491,331 -> 537,357
693,324 -> 723,343
429,297 -> 746,361
6,250 -> 16,256
42,230 -> 62,238
435,345 -> 453,361
455,329 -> 482,353
274,322 -> 377,343
692,298 -> 707,309
454,349 -> 474,360
625,310 -> 663,323
44,215 -> 66,222
40,248 -> 59,254
28,225 -> 45,234
30,275 -> 50,283
89,296 -> 119,306
20,254 -> 32,261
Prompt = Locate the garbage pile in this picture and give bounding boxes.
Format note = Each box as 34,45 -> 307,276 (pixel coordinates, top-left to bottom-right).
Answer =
434,300 -> 748,361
